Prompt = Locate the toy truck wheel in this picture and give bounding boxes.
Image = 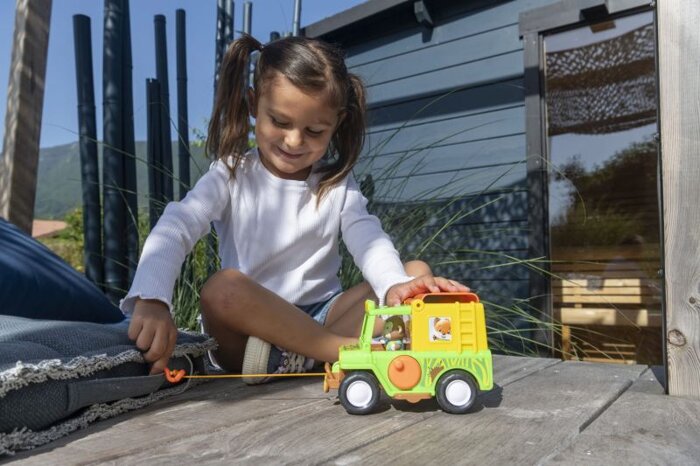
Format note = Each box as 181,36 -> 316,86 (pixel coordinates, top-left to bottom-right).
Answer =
436,370 -> 478,414
339,372 -> 381,415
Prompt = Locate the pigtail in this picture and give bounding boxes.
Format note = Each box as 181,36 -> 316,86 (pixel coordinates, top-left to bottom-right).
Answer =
206,34 -> 263,175
317,73 -> 367,203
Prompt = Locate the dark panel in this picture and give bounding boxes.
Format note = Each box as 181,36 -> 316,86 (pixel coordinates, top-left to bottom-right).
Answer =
367,162 -> 526,201
427,250 -> 530,281
367,78 -> 524,127
368,190 -> 529,225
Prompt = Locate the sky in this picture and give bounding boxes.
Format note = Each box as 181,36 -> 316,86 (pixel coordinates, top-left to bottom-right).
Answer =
0,0 -> 366,149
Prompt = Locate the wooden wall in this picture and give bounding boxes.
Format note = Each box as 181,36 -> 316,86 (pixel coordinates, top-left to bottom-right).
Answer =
337,0 -> 553,309
658,0 -> 700,397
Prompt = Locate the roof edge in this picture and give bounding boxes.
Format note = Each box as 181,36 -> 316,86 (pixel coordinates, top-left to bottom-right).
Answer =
304,0 -> 410,38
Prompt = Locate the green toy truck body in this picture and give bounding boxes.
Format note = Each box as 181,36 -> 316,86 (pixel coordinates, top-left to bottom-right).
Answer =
323,292 -> 493,414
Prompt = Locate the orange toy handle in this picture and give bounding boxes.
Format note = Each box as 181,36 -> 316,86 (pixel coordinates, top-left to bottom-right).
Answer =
164,368 -> 186,383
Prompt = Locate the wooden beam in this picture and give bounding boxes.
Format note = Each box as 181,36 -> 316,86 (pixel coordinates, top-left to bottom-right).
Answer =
658,0 -> 700,397
0,0 -> 52,234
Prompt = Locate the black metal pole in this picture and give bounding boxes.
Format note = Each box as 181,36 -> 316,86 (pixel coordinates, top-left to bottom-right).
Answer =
146,78 -> 163,229
73,14 -> 103,289
154,15 -> 173,203
214,0 -> 225,93
122,0 -> 138,283
225,0 -> 234,44
243,2 -> 252,87
242,1 -> 252,35
292,0 -> 301,36
103,0 -> 127,302
176,9 -> 190,200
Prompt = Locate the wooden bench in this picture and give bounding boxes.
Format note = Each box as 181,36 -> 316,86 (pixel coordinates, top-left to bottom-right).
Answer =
553,277 -> 662,363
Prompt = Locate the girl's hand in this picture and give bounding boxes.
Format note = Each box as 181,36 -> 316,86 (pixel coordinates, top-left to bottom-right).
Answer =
128,299 -> 178,375
385,275 -> 470,306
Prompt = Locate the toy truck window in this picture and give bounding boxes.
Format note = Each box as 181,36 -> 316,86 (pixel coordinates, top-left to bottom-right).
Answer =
371,315 -> 411,351
429,316 -> 452,342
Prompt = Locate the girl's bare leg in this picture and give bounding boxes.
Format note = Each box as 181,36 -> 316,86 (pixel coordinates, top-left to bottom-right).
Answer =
324,260 -> 433,337
199,269 -> 356,373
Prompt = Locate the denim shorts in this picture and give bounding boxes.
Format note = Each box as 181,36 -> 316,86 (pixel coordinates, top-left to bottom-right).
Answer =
297,291 -> 343,326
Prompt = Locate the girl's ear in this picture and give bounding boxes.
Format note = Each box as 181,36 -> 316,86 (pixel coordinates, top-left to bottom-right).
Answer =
247,87 -> 257,118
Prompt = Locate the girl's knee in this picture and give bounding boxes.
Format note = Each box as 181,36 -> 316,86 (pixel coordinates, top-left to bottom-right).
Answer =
200,268 -> 251,316
404,260 -> 431,277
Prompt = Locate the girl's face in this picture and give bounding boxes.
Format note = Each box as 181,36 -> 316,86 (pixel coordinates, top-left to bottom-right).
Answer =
252,74 -> 341,181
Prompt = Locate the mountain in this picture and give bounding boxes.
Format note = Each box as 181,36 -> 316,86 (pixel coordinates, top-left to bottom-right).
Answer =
34,141 -> 208,219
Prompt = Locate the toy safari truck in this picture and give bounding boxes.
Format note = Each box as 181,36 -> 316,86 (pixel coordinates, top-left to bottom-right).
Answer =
323,292 -> 493,414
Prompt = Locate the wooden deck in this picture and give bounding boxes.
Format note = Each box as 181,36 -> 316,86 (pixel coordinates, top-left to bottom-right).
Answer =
7,355 -> 700,465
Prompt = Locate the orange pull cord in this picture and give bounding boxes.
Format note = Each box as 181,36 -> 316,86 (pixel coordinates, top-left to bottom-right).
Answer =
164,367 -> 325,383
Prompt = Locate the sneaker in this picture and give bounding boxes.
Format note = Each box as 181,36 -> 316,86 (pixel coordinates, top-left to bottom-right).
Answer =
241,336 -> 315,385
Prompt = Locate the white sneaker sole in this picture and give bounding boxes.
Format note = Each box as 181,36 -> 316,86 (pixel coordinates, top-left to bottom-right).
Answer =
241,336 -> 272,385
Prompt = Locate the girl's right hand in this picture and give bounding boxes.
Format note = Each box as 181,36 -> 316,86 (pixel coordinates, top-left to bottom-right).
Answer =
128,299 -> 178,375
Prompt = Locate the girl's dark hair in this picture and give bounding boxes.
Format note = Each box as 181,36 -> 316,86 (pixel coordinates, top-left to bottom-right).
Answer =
207,34 -> 366,201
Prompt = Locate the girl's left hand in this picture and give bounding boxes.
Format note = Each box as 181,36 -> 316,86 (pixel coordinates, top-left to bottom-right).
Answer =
385,275 -> 470,306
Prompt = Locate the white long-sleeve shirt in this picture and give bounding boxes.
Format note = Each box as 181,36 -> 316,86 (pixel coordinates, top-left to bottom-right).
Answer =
120,149 -> 411,315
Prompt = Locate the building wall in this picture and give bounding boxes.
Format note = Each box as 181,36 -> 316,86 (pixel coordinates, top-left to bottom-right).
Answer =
334,0 -> 554,308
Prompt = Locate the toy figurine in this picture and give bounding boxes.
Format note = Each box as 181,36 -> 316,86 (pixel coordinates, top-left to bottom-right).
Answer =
380,315 -> 406,350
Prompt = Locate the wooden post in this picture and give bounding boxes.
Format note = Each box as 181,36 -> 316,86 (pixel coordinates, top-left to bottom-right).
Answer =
0,0 -> 52,234
658,0 -> 700,398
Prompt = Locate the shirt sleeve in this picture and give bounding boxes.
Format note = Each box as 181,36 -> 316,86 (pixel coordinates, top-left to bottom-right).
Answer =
340,174 -> 412,306
119,160 -> 232,315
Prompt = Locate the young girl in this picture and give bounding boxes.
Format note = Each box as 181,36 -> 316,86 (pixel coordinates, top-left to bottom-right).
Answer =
121,35 -> 468,382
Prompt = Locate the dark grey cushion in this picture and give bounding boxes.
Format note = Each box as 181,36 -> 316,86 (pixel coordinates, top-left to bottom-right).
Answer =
0,315 -> 216,455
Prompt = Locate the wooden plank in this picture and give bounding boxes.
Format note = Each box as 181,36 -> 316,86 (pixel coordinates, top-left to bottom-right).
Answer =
329,361 -> 648,464
359,135 -> 526,182
0,0 -> 52,234
359,135 -> 525,184
557,296 -> 654,304
658,0 -> 700,398
557,278 -> 649,289
552,246 -> 659,261
491,354 -> 560,385
9,378 -> 326,464
550,261 -> 661,274
365,108 -> 524,158
10,355 -> 556,463
557,308 -> 661,327
543,369 -> 700,465
351,24 -> 523,87
364,50 -> 524,106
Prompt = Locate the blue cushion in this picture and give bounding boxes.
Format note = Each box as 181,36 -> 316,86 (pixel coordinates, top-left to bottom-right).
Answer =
0,218 -> 124,323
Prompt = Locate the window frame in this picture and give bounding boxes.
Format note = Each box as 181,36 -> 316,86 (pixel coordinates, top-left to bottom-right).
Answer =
518,0 -> 657,352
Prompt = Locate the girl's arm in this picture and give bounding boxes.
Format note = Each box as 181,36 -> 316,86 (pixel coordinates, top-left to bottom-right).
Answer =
339,175 -> 412,305
120,160 -> 232,315
120,160 -> 231,373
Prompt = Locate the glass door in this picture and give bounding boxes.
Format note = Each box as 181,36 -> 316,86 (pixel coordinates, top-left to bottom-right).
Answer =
543,11 -> 662,364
